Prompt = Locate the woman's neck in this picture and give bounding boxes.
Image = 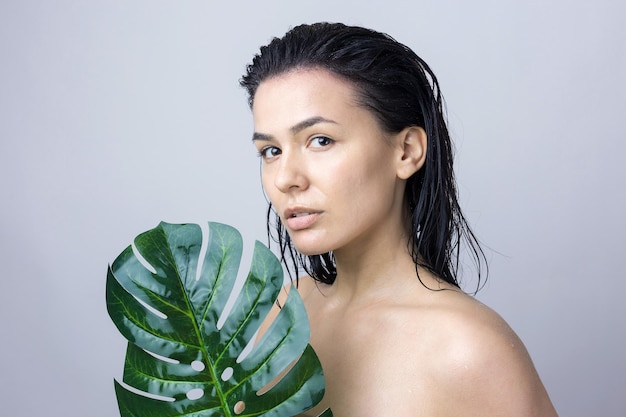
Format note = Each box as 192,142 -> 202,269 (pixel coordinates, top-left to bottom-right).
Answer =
328,228 -> 418,302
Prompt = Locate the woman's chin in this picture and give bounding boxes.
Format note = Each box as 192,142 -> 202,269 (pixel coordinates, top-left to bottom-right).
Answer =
291,241 -> 331,257
293,246 -> 327,257
287,231 -> 333,256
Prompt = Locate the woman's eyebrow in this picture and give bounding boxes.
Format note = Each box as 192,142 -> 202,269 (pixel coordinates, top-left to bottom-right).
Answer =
290,116 -> 338,134
252,132 -> 272,142
252,116 -> 338,142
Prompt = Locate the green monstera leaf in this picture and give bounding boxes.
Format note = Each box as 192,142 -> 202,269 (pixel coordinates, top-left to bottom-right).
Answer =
106,222 -> 332,417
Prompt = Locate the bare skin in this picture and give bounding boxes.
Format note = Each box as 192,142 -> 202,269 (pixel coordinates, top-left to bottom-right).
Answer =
263,261 -> 558,416
253,68 -> 558,416
293,273 -> 557,416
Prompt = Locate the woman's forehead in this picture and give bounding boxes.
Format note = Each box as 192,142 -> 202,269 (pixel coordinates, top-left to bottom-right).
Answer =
252,69 -> 363,129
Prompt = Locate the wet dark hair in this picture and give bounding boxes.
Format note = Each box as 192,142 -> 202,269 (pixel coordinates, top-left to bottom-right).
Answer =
241,22 -> 486,291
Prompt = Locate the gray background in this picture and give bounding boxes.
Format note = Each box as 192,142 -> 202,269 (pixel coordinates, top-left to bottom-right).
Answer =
1,0 -> 624,415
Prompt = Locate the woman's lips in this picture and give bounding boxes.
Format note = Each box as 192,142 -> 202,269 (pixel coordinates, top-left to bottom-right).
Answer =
285,212 -> 321,231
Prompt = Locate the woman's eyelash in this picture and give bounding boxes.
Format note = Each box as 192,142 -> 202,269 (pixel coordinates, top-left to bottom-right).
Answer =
257,137 -> 332,159
257,146 -> 280,159
310,136 -> 334,147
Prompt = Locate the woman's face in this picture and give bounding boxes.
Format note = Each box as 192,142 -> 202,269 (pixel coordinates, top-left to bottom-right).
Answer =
252,68 -> 411,257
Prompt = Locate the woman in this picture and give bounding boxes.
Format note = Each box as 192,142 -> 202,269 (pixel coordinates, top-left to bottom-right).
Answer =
241,22 -> 558,416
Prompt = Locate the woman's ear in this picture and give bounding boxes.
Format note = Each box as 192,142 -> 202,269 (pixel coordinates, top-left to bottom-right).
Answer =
396,126 -> 427,180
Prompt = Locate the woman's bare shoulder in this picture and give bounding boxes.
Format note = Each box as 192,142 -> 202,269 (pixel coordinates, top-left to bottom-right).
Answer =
322,283 -> 556,415
410,291 -> 558,416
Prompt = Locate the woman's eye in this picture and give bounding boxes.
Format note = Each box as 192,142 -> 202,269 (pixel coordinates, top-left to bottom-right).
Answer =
258,146 -> 281,159
310,136 -> 334,148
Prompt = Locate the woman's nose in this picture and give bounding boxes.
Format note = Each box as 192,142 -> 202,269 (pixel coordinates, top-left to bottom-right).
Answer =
273,152 -> 308,193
